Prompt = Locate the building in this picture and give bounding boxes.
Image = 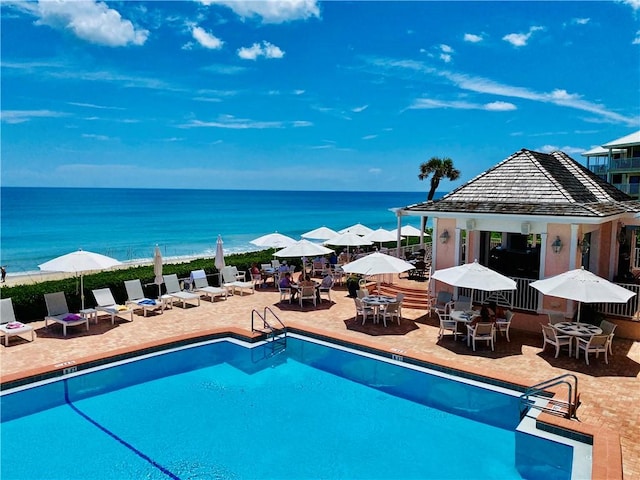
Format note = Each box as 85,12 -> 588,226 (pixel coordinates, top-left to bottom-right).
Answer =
583,130 -> 640,198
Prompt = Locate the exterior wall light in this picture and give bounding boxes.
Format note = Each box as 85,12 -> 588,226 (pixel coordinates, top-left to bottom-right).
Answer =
578,236 -> 590,254
551,236 -> 563,254
439,229 -> 450,244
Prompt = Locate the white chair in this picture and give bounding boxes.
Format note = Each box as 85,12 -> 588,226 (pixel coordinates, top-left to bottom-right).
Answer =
221,266 -> 255,296
575,334 -> 610,365
541,324 -> 572,358
124,279 -> 164,316
44,291 -> 90,335
161,274 -> 201,308
319,275 -> 334,302
271,259 -> 281,269
299,285 -> 317,308
395,293 -> 405,318
467,322 -> 495,351
454,295 -> 472,312
190,270 -> 227,302
495,310 -> 514,342
432,291 -> 453,314
380,302 -> 401,327
92,288 -> 135,323
437,310 -> 459,341
355,298 -> 374,325
0,298 -> 35,345
599,320 -> 617,355
547,312 -> 565,325
278,283 -> 292,303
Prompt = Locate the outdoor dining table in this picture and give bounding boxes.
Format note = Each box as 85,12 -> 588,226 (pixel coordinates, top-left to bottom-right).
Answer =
552,321 -> 603,358
450,310 -> 480,346
362,295 -> 396,324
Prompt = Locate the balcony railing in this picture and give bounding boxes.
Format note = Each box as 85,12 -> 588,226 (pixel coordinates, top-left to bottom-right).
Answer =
612,183 -> 640,195
610,156 -> 640,171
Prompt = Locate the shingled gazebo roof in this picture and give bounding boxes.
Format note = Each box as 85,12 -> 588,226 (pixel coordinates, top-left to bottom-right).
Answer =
402,149 -> 640,218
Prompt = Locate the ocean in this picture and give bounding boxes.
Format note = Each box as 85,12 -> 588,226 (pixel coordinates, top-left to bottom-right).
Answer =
1,187 -> 433,276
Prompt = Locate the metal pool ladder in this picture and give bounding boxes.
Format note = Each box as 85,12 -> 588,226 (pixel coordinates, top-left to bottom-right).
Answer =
251,307 -> 287,357
519,373 -> 579,420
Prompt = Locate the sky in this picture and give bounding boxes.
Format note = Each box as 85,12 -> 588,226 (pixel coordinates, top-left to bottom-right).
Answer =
1,0 -> 639,193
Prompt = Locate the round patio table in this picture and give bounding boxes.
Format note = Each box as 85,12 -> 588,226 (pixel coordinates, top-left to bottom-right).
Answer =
552,322 -> 602,358
362,295 -> 396,324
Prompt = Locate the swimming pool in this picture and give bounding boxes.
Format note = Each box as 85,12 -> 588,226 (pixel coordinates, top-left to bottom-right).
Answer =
1,334 -> 589,479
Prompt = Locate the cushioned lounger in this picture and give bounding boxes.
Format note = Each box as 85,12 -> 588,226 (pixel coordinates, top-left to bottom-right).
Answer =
190,270 -> 227,302
92,288 -> 134,324
124,279 -> 165,316
163,274 -> 201,308
44,292 -> 89,336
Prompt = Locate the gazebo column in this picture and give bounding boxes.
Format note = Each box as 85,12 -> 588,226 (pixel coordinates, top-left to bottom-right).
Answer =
395,212 -> 403,258
536,232 -> 548,313
454,227 -> 462,266
609,223 -> 618,279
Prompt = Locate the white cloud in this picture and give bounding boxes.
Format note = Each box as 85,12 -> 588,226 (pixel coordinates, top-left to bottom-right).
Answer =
440,44 -> 453,53
572,18 -> 590,25
238,41 -> 285,60
82,133 -> 110,141
352,105 -> 368,113
192,26 -> 223,49
538,144 -> 585,154
463,33 -> 483,43
1,109 -> 67,124
362,134 -> 378,140
202,0 -> 320,24
618,0 -> 640,11
369,168 -> 382,174
502,26 -> 544,47
179,114 -> 310,129
440,53 -> 452,63
32,0 -> 148,46
634,31 -> 640,45
409,98 -> 516,111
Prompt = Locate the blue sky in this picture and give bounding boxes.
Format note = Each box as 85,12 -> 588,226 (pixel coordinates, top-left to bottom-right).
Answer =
2,0 -> 639,192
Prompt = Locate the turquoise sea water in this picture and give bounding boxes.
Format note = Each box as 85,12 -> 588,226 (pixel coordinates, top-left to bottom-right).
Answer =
1,187 -> 433,275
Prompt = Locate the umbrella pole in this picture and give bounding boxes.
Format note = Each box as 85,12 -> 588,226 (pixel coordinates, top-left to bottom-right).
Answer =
576,301 -> 581,324
80,274 -> 85,310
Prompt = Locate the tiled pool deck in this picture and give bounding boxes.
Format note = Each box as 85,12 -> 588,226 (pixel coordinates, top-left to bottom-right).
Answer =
2,280 -> 639,479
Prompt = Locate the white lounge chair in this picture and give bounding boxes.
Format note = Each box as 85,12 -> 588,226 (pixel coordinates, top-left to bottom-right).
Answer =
0,298 -> 35,345
221,266 -> 255,296
162,274 -> 201,308
44,291 -> 89,336
124,279 -> 165,316
190,270 -> 227,302
92,288 -> 135,324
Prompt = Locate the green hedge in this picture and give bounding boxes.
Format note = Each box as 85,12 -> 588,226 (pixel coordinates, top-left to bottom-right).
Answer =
1,250 -> 287,323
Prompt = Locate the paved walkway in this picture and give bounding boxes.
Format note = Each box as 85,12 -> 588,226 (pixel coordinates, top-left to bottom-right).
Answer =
2,279 -> 639,479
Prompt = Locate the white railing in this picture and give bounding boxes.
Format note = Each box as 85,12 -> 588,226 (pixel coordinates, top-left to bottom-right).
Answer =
458,276 -> 539,312
635,248 -> 640,269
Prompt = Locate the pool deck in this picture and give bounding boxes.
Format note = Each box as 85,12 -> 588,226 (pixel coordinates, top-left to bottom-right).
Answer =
1,278 -> 639,479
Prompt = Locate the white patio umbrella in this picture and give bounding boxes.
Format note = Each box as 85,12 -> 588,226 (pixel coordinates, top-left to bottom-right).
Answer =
301,226 -> 339,241
530,267 -> 636,323
38,249 -> 122,309
431,260 -> 517,302
363,228 -> 403,248
153,245 -> 163,298
250,232 -> 297,249
324,232 -> 373,256
338,223 -> 374,236
214,235 -> 226,287
341,252 -> 415,276
274,239 -> 334,258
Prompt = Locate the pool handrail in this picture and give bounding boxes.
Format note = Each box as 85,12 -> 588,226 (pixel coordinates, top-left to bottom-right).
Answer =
519,373 -> 579,419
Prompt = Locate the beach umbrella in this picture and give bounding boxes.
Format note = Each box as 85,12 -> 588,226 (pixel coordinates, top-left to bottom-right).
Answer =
341,252 -> 415,276
301,226 -> 339,241
214,235 -> 226,270
338,223 -> 374,236
390,225 -> 429,247
363,228 -> 403,248
530,267 -> 636,323
250,232 -> 297,249
38,249 -> 121,309
324,231 -> 373,260
274,239 -> 334,258
431,260 -> 517,302
153,245 -> 163,298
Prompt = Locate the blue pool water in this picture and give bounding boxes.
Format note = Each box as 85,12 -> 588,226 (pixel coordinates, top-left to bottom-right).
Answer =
1,335 -> 578,480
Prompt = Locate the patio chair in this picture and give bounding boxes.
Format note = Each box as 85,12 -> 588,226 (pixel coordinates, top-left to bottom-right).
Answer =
0,298 -> 35,345
44,291 -> 90,336
92,288 -> 135,323
162,274 -> 201,308
432,291 -> 453,314
380,302 -> 401,327
319,275 -> 334,302
467,322 -> 495,351
355,298 -> 374,325
299,285 -> 317,308
278,283 -> 292,304
547,312 -> 565,325
495,310 -> 514,342
599,320 -> 617,355
437,310 -> 459,341
124,279 -> 164,316
221,266 -> 255,296
575,334 -> 610,365
541,324 -> 572,358
190,270 -> 227,302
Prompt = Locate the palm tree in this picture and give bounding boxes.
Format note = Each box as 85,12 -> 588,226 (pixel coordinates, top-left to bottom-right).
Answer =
417,157 -> 461,242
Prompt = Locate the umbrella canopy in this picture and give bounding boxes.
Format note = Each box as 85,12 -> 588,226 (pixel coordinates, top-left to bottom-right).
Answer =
153,245 -> 163,298
301,226 -> 339,241
324,232 -> 373,248
530,267 -> 636,322
338,223 -> 373,236
431,260 -> 517,302
214,235 -> 226,270
274,239 -> 335,258
38,249 -> 121,309
363,228 -> 403,244
389,225 -> 428,237
250,232 -> 297,249
341,252 -> 415,276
